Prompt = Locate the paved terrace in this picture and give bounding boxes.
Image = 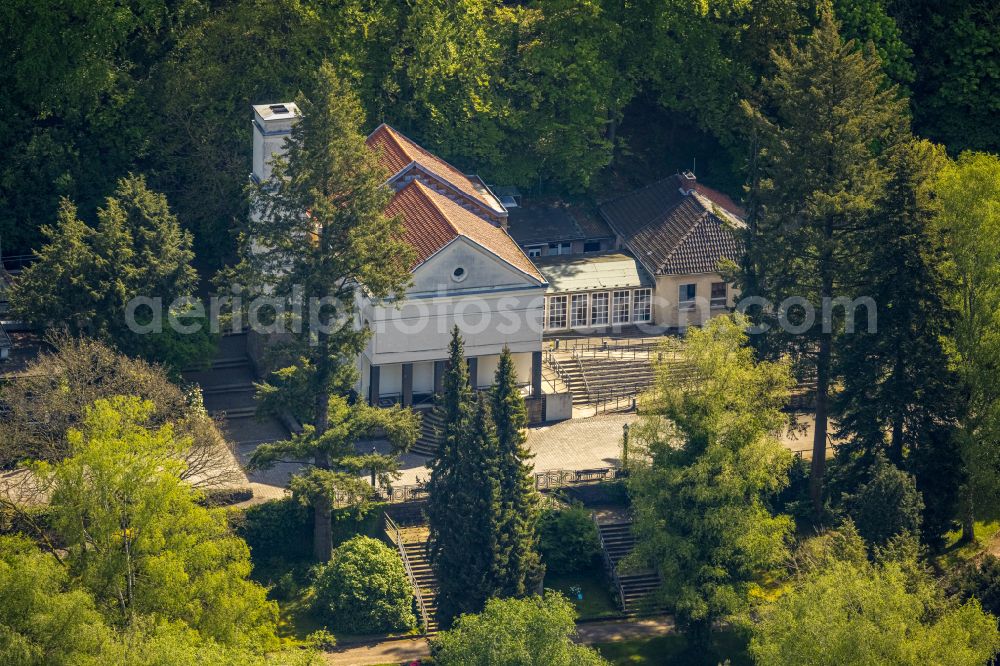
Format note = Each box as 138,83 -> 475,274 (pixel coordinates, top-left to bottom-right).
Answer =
242,410 -> 828,502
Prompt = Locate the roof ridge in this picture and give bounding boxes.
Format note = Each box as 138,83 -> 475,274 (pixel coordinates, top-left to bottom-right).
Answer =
405,180 -> 461,237
658,210 -> 710,272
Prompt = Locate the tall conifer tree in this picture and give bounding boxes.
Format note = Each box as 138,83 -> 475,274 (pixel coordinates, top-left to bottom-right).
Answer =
740,9 -> 907,514
427,328 -> 503,624
491,346 -> 544,597
230,62 -> 416,561
830,139 -> 963,544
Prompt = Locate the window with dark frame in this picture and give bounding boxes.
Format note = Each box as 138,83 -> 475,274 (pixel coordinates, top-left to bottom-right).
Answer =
711,281 -> 727,307
583,241 -> 601,253
679,283 -> 696,308
527,246 -> 543,258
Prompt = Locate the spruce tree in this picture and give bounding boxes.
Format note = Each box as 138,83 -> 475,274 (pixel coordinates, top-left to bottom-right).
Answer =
427,331 -> 505,624
491,346 -> 544,597
740,9 -> 908,514
230,62 -> 416,561
426,327 -> 475,612
830,139 -> 962,545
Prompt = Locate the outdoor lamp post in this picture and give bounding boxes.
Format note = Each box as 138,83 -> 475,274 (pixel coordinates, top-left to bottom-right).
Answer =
370,445 -> 377,489
622,422 -> 630,472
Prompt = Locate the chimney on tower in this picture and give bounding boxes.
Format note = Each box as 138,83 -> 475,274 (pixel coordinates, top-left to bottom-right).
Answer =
251,102 -> 300,183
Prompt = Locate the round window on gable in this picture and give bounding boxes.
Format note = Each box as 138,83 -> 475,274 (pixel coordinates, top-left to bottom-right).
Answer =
451,266 -> 467,283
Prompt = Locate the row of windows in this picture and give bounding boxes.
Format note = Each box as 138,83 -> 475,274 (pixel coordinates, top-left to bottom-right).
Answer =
526,241 -> 603,258
680,282 -> 728,309
546,289 -> 652,329
545,283 -> 729,329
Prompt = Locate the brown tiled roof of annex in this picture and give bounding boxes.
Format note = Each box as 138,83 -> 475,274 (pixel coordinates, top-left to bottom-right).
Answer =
366,124 -> 499,212
386,180 -> 544,282
599,175 -> 744,276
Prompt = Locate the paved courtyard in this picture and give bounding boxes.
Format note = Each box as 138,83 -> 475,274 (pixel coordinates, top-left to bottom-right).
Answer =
240,409 -> 830,501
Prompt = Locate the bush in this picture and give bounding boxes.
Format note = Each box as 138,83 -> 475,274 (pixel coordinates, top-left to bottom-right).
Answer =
845,454 -> 924,547
538,504 -> 601,575
231,498 -> 312,562
949,554 -> 1000,616
232,498 -> 389,564
312,536 -> 416,635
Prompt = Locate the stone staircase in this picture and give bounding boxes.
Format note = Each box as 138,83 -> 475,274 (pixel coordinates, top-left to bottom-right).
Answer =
182,333 -> 290,447
549,349 -> 660,408
411,407 -> 444,457
596,519 -> 664,615
385,519 -> 440,633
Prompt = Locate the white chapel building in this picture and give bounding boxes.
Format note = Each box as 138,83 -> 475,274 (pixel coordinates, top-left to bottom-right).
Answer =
251,105 -> 549,413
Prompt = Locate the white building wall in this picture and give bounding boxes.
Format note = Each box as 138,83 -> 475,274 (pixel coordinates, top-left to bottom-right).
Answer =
362,237 -> 545,367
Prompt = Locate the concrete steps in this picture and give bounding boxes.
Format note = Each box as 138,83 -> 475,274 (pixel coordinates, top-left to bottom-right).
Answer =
402,539 -> 440,632
411,408 -> 444,457
596,520 -> 666,615
386,524 -> 440,633
181,333 -> 290,448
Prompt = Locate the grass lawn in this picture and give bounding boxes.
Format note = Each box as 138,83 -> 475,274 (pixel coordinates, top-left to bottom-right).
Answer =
251,555 -> 421,645
938,514 -> 1000,569
593,629 -> 752,666
544,566 -> 622,620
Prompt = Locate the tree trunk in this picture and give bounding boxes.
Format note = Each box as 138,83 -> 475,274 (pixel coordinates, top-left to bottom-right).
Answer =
961,493 -> 976,544
889,417 -> 904,464
313,496 -> 334,562
809,334 -> 831,515
312,448 -> 333,561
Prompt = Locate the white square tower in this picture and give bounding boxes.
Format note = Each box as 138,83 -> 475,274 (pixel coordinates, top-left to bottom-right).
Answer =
251,102 -> 300,183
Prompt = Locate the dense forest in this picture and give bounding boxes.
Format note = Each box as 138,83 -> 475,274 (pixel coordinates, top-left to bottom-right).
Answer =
2,0 -> 997,272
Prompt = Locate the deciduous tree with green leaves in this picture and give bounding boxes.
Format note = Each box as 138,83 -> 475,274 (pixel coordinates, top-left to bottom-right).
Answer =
311,535 -> 416,634
932,151 -> 1000,543
33,396 -> 279,650
750,524 -> 1000,665
431,591 -> 609,666
627,315 -> 794,644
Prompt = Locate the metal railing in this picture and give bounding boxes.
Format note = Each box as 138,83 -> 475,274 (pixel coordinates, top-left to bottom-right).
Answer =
385,513 -> 431,633
587,388 -> 640,413
547,335 -> 681,353
593,513 -> 627,612
380,483 -> 429,503
573,353 -> 592,404
544,348 -> 574,391
534,467 -> 619,490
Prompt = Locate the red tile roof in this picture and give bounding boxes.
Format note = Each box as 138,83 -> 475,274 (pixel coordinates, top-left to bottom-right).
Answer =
386,181 -> 543,282
366,124 -> 500,213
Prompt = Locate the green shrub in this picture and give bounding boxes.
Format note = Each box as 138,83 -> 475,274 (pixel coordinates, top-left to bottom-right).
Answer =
312,535 -> 416,635
538,505 -> 601,575
231,498 -> 388,564
231,498 -> 312,562
949,554 -> 1000,616
845,455 -> 924,547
